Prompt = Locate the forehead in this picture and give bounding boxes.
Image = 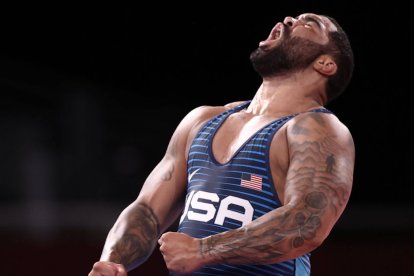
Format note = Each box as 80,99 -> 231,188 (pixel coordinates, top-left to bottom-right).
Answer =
297,13 -> 338,32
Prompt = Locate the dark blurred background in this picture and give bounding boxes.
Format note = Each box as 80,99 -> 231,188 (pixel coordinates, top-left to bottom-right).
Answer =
1,2 -> 413,275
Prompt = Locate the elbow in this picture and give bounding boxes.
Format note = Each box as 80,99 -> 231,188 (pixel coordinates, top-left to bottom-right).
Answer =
304,235 -> 326,252
309,237 -> 324,250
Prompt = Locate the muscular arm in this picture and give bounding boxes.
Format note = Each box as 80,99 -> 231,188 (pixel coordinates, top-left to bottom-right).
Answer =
197,112 -> 354,266
97,106 -> 218,271
100,202 -> 161,269
95,105 -> 227,272
99,138 -> 186,270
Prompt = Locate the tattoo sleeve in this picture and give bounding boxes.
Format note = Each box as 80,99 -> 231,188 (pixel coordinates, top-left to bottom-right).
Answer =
199,189 -> 328,265
199,114 -> 353,266
102,203 -> 160,270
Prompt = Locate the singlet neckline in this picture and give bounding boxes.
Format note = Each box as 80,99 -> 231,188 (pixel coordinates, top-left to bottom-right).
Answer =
208,101 -> 330,166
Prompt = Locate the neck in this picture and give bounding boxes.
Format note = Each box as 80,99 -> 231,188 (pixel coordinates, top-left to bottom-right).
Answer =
246,72 -> 326,116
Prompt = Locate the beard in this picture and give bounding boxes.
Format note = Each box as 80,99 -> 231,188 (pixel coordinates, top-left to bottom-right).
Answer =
250,35 -> 326,78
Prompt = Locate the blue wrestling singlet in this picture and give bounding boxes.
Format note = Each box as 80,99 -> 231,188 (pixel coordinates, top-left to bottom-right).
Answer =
176,101 -> 332,275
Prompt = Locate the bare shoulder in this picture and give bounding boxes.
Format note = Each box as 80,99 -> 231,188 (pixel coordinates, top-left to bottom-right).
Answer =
182,105 -> 225,127
285,110 -> 355,203
287,111 -> 354,151
224,100 -> 248,109
184,100 -> 248,128
176,101 -> 246,150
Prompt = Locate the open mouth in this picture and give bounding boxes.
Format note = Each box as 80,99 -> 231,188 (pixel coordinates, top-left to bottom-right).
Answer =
259,23 -> 283,48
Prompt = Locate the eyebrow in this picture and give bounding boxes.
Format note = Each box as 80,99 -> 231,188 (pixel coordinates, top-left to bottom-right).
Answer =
296,15 -> 324,29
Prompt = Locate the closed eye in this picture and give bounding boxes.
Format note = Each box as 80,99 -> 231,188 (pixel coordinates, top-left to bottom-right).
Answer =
296,15 -> 323,30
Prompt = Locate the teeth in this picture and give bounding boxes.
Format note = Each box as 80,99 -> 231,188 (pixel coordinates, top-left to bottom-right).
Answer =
273,23 -> 283,40
260,23 -> 282,47
270,24 -> 281,40
272,30 -> 279,40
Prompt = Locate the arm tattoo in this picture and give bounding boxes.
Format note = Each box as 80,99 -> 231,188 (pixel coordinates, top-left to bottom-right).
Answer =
161,130 -> 179,181
200,191 -> 328,265
292,113 -> 325,135
108,203 -> 160,268
199,127 -> 352,266
326,154 -> 335,173
161,163 -> 174,181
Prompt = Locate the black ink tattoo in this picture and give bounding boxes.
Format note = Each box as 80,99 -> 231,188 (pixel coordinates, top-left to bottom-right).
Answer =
196,121 -> 352,267
161,163 -> 174,181
305,192 -> 328,210
326,154 -> 335,173
309,112 -> 325,126
292,125 -> 310,135
111,203 -> 160,267
292,113 -> 325,135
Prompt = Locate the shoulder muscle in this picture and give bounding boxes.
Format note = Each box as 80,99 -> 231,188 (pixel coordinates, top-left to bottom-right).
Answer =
285,111 -> 355,216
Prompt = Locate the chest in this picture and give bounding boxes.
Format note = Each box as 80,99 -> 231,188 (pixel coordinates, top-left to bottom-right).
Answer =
211,113 -> 287,164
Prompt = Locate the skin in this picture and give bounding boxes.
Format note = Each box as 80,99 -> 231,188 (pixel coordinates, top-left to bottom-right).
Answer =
89,13 -> 354,275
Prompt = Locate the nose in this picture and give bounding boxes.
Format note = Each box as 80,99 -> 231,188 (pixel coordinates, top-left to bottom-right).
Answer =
283,16 -> 298,27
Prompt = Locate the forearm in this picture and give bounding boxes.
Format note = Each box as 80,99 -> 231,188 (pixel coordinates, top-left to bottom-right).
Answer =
200,204 -> 323,266
100,202 -> 160,271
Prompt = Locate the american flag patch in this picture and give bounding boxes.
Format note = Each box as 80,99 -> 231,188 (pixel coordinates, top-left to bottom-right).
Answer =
240,173 -> 262,191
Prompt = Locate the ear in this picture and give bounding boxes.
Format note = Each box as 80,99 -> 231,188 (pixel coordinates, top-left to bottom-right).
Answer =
313,55 -> 337,76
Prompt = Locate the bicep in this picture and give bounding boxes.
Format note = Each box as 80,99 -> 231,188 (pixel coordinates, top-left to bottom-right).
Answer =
137,134 -> 188,232
284,114 -> 354,241
135,106 -> 217,232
